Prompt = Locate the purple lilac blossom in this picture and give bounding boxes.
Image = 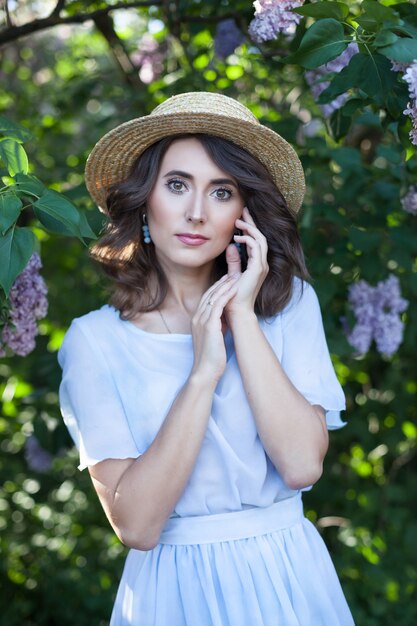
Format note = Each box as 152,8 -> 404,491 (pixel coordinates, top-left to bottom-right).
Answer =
248,0 -> 304,43
394,59 -> 417,146
403,61 -> 417,100
391,61 -> 410,74
401,185 -> 417,215
25,435 -> 53,473
403,101 -> 417,146
346,275 -> 408,357
214,19 -> 245,59
131,34 -> 164,85
1,253 -> 48,357
305,43 -> 359,117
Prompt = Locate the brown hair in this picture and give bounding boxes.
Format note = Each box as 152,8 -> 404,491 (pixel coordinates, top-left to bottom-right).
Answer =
90,134 -> 309,318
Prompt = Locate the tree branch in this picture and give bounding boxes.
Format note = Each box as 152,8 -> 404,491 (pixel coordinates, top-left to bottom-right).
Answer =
51,0 -> 67,18
93,12 -> 141,88
3,0 -> 13,28
0,1 -> 160,46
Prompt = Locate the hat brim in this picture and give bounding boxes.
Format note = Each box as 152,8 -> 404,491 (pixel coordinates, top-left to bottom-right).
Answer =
85,112 -> 305,213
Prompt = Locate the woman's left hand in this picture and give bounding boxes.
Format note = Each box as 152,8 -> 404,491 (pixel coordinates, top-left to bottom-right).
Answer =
224,206 -> 269,320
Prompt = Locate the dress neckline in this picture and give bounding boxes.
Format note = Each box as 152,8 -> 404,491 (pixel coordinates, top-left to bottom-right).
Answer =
107,305 -> 193,342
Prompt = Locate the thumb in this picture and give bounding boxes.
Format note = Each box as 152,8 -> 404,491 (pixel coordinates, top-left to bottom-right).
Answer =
226,243 -> 241,276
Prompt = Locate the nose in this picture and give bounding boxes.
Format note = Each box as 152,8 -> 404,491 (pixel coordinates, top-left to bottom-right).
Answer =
185,193 -> 207,224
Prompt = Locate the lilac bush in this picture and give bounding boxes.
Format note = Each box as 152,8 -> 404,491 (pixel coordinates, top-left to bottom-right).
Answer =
24,434 -> 54,473
131,34 -> 164,85
248,0 -> 304,43
392,59 -> 417,146
345,275 -> 409,357
305,43 -> 359,117
0,253 -> 48,357
401,186 -> 417,215
214,19 -> 245,59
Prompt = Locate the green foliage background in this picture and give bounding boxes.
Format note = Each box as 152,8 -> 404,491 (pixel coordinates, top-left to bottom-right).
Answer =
0,1 -> 416,624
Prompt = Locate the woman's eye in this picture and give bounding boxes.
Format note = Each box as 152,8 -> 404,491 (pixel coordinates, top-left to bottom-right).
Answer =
214,188 -> 232,201
167,179 -> 186,193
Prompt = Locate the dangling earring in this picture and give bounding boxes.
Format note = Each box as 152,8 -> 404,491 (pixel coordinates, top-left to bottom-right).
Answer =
142,213 -> 151,244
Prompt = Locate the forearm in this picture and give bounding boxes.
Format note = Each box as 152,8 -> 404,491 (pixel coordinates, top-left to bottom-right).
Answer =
107,374 -> 216,549
230,313 -> 328,489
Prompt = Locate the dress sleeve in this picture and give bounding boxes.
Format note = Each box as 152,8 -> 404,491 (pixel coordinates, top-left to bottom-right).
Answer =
57,318 -> 140,470
280,280 -> 346,430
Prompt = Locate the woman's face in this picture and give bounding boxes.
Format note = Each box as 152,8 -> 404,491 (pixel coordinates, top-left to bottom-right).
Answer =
146,137 -> 245,272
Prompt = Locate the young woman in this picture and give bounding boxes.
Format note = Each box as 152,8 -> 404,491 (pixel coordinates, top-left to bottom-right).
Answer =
58,92 -> 354,625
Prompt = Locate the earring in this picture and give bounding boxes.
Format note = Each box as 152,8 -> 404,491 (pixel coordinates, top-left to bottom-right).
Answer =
142,213 -> 151,244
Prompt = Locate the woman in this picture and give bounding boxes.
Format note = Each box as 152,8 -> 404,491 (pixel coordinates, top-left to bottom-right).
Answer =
58,92 -> 354,625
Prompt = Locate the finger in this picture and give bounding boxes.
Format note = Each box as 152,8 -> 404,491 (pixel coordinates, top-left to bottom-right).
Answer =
234,235 -> 267,271
242,206 -> 256,223
198,274 -> 239,312
235,218 -> 266,243
226,243 -> 241,276
233,234 -> 261,258
200,281 -> 240,323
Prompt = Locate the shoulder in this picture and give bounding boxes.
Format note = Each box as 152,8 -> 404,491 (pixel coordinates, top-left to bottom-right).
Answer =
71,304 -> 118,328
281,278 -> 319,318
58,305 -> 119,363
279,278 -> 324,335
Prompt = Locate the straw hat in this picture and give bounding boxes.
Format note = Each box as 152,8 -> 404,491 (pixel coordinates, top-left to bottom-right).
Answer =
85,92 -> 305,213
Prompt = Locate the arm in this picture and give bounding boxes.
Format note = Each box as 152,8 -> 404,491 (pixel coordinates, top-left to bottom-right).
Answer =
88,274 -> 240,551
226,208 -> 328,490
229,312 -> 328,490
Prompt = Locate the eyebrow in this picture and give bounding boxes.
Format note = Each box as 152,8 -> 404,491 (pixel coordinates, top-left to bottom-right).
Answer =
162,169 -> 238,187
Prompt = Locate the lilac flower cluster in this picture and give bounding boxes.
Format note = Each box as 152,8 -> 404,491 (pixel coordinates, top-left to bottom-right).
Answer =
248,0 -> 304,44
392,59 -> 417,146
401,185 -> 417,215
24,434 -> 53,473
0,253 -> 48,357
391,60 -> 411,74
305,43 -> 359,117
345,275 -> 408,357
131,34 -> 164,85
403,101 -> 417,146
214,19 -> 245,59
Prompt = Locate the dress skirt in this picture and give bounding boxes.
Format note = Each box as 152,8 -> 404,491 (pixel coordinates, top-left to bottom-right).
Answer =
110,494 -> 354,626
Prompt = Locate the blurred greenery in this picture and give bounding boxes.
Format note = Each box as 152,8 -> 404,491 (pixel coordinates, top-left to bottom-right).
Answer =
1,0 -> 416,624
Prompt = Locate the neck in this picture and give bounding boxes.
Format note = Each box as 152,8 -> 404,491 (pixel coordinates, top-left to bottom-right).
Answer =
158,261 -> 215,315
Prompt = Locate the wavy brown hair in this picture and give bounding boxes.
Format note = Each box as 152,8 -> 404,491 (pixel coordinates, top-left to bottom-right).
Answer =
90,133 -> 309,318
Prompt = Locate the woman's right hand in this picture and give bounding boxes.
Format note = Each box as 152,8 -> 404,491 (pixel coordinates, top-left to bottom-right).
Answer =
190,274 -> 240,384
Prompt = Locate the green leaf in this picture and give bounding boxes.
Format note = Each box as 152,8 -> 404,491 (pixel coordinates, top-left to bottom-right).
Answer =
13,173 -> 46,197
361,1 -> 398,23
355,1 -> 399,33
284,19 -> 349,69
33,189 -> 93,240
0,226 -> 36,296
349,227 -> 382,252
0,116 -> 33,143
294,2 -> 349,20
329,108 -> 353,141
319,53 -> 396,103
330,147 -> 362,171
0,139 -> 29,176
77,210 -> 97,240
0,193 -> 22,235
373,30 -> 398,48
378,38 -> 417,63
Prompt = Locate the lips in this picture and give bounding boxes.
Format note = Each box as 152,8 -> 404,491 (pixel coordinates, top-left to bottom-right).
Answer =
176,233 -> 209,246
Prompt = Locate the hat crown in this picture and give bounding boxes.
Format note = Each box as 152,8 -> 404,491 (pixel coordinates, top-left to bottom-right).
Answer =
150,91 -> 259,125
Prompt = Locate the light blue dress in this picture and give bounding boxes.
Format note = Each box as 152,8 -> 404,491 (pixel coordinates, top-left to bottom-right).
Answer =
58,278 -> 355,625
